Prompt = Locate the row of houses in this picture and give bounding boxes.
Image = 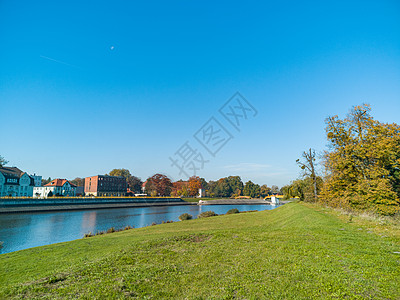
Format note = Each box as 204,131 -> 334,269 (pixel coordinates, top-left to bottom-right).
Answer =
0,167 -> 40,197
0,167 -> 128,198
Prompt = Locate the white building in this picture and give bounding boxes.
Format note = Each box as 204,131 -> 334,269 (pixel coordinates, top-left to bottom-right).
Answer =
198,188 -> 205,198
0,167 -> 34,197
33,179 -> 77,198
271,196 -> 280,205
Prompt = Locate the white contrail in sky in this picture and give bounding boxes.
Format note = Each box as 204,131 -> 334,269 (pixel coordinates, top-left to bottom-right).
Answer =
40,55 -> 82,69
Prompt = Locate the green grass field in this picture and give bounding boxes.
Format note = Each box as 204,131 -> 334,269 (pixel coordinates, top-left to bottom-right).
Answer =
1,202 -> 399,299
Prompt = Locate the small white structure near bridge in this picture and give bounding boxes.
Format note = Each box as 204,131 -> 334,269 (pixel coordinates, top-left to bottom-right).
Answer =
270,196 -> 280,205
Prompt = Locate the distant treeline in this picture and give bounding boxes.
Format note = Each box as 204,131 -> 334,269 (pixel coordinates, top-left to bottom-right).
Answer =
141,174 -> 279,199
170,176 -> 279,198
42,172 -> 278,199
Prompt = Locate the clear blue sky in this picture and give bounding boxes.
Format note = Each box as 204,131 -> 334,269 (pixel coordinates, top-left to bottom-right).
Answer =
1,0 -> 399,187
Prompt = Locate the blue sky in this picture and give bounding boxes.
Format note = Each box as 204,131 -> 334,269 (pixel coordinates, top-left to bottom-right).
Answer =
1,0 -> 399,187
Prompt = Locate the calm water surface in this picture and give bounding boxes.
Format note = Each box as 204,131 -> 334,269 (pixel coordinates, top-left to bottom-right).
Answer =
0,204 -> 279,254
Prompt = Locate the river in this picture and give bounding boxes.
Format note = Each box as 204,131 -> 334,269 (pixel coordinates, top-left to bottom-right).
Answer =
0,204 -> 279,254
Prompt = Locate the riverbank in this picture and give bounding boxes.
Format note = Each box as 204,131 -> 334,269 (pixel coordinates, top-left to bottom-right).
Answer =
0,198 -> 285,213
1,202 -> 399,299
197,198 -> 285,205
0,201 -> 194,214
0,197 -> 190,214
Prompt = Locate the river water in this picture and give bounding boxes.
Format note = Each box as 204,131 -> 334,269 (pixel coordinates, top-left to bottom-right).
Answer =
0,204 -> 279,254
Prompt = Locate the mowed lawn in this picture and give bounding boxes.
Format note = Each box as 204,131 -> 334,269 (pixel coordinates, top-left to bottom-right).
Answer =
1,202 -> 399,299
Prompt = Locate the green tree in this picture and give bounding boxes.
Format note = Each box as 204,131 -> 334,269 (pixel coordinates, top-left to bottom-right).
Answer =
41,177 -> 52,186
206,180 -> 217,197
271,185 -> 280,194
243,181 -> 261,198
108,169 -> 131,179
216,178 -> 231,197
207,176 -> 244,198
207,178 -> 230,197
0,155 -> 8,168
260,185 -> 271,197
108,169 -> 143,193
226,176 -> 244,197
70,177 -> 84,187
200,178 -> 208,190
282,177 -> 323,201
127,176 -> 143,193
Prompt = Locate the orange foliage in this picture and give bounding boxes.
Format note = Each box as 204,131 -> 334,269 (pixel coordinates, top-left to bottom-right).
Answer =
188,176 -> 202,197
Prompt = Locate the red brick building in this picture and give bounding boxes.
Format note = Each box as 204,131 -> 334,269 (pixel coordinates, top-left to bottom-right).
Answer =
84,175 -> 127,196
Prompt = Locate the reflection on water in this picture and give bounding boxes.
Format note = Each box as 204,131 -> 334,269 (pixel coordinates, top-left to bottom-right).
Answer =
0,204 -> 279,254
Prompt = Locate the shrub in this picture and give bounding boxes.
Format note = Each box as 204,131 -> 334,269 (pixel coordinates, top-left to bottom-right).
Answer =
198,211 -> 217,218
179,213 -> 193,221
226,208 -> 240,214
106,227 -> 116,233
84,232 -> 93,238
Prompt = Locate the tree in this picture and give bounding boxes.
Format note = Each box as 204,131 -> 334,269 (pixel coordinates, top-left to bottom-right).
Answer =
0,155 -> 8,168
207,180 -> 217,197
226,176 -> 244,197
206,176 -> 244,198
243,181 -> 261,198
127,176 -> 143,193
171,180 -> 189,197
107,169 -> 143,193
145,174 -> 173,196
271,185 -> 280,194
208,178 -> 230,197
108,169 -> 131,179
322,104 -> 400,215
260,185 -> 271,197
200,178 -> 208,190
215,178 -> 230,197
296,148 -> 318,201
188,176 -> 202,197
42,177 -> 52,186
70,177 -> 84,187
282,177 -> 323,201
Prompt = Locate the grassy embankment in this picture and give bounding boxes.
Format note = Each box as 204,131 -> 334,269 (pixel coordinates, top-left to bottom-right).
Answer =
1,202 -> 399,299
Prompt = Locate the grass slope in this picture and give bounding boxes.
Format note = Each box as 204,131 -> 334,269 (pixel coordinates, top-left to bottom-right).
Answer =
1,202 -> 399,299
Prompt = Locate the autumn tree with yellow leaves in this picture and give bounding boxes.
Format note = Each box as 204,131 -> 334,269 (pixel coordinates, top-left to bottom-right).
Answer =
321,104 -> 400,215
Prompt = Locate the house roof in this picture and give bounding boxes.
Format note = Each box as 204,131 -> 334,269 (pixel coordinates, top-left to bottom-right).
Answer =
0,167 -> 23,178
45,179 -> 77,187
0,167 -> 34,186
